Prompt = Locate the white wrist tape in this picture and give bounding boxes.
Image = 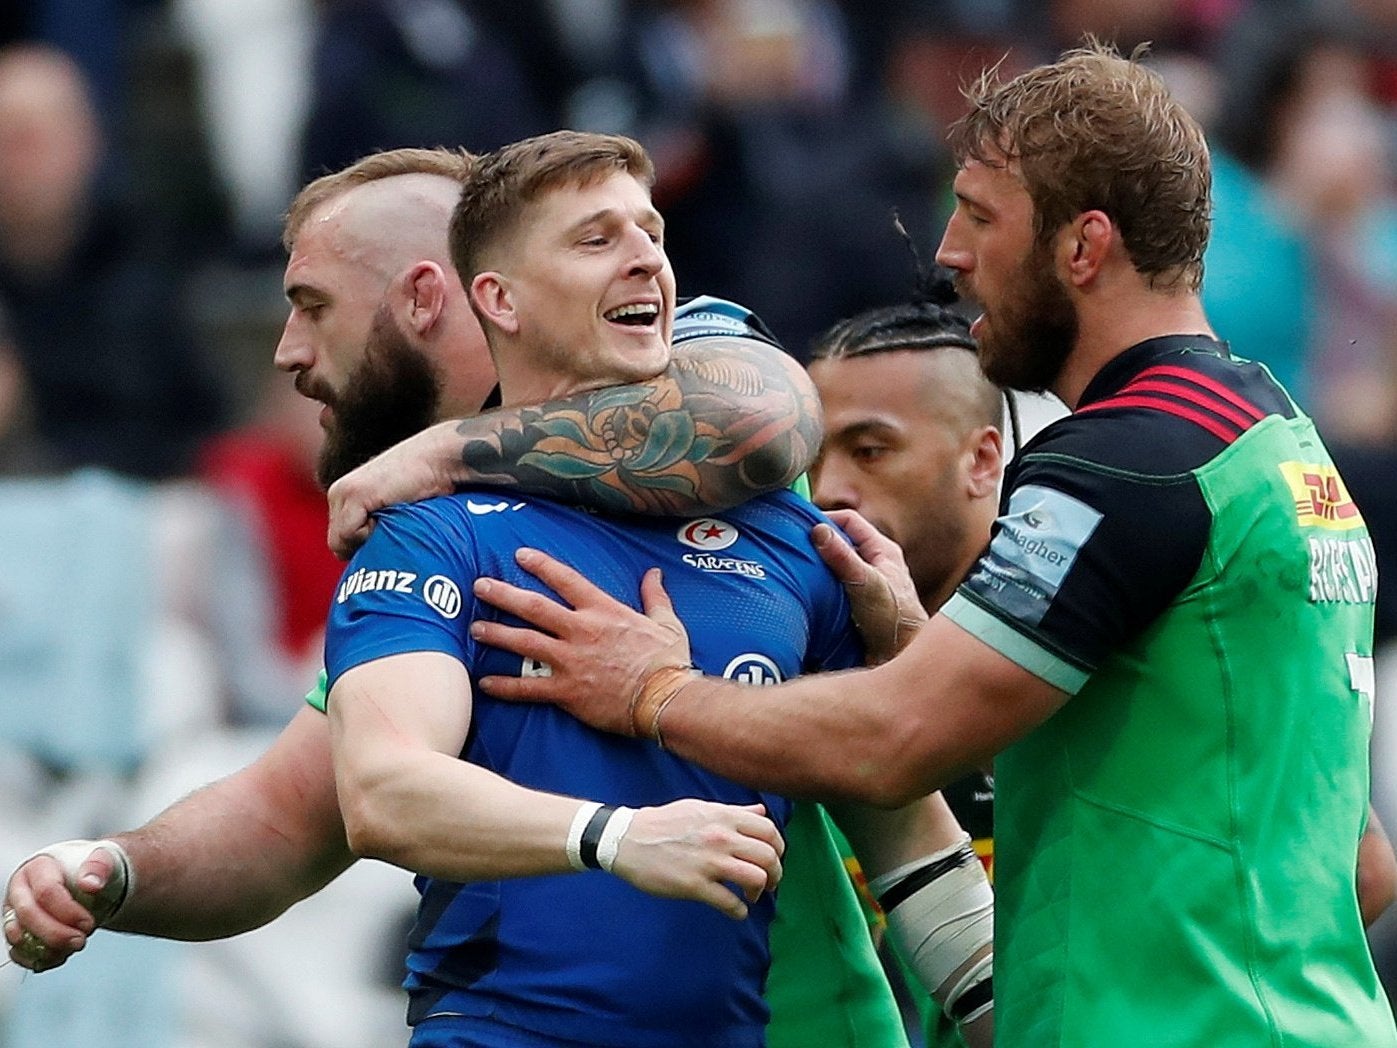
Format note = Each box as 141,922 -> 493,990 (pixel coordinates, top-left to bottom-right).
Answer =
12,839 -> 134,925
566,802 -> 604,872
595,807 -> 635,873
869,835 -> 993,1025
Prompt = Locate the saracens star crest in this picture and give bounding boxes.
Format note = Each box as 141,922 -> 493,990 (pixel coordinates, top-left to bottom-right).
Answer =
677,517 -> 738,551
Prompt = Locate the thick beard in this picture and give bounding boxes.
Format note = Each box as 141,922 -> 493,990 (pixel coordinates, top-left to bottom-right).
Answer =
978,242 -> 1078,395
315,305 -> 442,489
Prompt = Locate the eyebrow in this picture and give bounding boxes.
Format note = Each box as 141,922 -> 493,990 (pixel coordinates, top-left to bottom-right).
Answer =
830,416 -> 905,441
953,189 -> 988,214
284,283 -> 323,306
566,207 -> 666,237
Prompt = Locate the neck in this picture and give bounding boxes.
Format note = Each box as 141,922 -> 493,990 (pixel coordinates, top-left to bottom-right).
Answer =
497,371 -> 603,409
1052,287 -> 1214,409
491,340 -> 605,408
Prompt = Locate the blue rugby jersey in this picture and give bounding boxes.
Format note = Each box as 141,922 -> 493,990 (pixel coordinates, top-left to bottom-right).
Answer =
325,488 -> 860,1048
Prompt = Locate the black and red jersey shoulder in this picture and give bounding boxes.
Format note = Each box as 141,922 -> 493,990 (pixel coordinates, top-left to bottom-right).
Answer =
958,336 -> 1299,679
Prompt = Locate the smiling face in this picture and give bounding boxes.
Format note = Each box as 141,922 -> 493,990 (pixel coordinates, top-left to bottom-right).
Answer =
936,158 -> 1078,394
472,170 -> 677,403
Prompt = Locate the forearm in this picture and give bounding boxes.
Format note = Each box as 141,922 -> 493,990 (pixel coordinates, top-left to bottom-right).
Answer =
825,792 -> 967,880
107,769 -> 352,940
655,665 -> 939,807
444,337 -> 822,513
107,709 -> 352,940
648,617 -> 1062,807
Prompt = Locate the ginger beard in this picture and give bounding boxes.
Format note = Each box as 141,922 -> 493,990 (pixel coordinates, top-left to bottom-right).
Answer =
306,303 -> 443,489
973,237 -> 1078,395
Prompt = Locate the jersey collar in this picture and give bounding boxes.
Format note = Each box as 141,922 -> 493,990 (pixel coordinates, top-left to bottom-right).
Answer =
1075,334 -> 1230,410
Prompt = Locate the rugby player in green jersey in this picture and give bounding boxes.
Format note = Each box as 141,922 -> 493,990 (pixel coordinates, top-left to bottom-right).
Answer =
457,43 -> 1397,1047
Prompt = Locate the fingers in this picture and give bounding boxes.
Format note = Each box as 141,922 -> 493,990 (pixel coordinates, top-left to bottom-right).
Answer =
612,801 -> 785,919
74,851 -> 117,899
812,522 -> 872,587
823,510 -> 907,567
4,859 -> 94,971
513,548 -> 624,612
328,513 -> 374,561
738,803 -> 785,859
326,475 -> 374,560
473,576 -> 576,636
469,614 -> 561,662
476,673 -> 567,702
823,508 -> 878,544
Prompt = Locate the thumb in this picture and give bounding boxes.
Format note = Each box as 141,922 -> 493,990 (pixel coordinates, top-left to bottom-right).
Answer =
75,852 -> 114,895
812,523 -> 869,588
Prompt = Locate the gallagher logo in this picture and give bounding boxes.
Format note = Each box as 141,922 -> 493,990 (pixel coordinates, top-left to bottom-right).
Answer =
678,518 -> 738,551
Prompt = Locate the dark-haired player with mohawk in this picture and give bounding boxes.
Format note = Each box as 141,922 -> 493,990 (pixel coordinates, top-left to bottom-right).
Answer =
807,263 -> 1005,1048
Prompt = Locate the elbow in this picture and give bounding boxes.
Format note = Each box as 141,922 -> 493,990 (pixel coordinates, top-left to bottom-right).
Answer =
845,713 -> 952,809
856,772 -> 932,811
337,778 -> 408,864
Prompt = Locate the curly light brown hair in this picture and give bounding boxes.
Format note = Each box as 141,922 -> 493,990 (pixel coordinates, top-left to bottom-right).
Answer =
449,130 -> 654,284
282,146 -> 476,252
948,41 -> 1211,291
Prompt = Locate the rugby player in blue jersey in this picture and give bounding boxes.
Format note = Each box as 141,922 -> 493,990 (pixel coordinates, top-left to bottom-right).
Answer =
320,130 -> 988,1048
5,139 -> 993,1047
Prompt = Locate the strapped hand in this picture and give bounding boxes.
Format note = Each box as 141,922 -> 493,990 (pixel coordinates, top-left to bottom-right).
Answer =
4,839 -> 131,972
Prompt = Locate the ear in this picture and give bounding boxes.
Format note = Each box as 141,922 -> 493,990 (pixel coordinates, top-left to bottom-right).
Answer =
470,271 -> 518,335
403,261 -> 449,335
1057,209 -> 1113,289
964,425 -> 1004,499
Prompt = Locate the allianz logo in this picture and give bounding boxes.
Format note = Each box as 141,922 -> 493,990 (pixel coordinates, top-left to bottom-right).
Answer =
467,499 -> 526,515
681,553 -> 766,578
338,568 -> 417,603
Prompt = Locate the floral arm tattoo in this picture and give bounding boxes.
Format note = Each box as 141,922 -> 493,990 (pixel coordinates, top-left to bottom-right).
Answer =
452,336 -> 822,514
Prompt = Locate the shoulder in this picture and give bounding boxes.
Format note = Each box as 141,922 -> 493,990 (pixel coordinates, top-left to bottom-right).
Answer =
721,489 -> 825,530
673,294 -> 784,350
1027,347 -> 1297,480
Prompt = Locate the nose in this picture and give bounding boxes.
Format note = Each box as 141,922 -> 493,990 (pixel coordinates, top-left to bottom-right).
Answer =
935,211 -> 972,275
273,311 -> 310,374
623,225 -> 665,277
811,454 -> 860,513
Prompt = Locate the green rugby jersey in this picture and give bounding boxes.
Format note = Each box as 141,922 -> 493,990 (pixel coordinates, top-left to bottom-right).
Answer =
946,337 -> 1394,1046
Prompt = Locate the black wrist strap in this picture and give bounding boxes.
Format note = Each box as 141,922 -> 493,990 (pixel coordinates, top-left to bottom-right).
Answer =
579,804 -> 618,870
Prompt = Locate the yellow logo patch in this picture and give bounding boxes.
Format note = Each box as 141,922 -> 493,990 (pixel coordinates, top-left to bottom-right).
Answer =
1279,462 -> 1364,531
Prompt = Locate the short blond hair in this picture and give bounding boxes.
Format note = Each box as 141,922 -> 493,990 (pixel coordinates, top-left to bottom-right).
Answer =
282,147 -> 476,252
449,131 -> 654,282
948,41 -> 1211,290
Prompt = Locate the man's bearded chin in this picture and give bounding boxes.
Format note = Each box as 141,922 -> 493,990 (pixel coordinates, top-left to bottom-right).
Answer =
316,309 -> 442,489
979,244 -> 1078,395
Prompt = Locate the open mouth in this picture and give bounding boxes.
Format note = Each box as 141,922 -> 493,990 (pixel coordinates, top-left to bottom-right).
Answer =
604,303 -> 660,328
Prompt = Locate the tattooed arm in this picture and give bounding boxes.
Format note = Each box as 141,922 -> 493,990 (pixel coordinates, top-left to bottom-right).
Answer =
327,335 -> 822,556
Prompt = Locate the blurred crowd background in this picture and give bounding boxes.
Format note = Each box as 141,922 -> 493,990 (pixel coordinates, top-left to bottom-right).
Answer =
0,0 -> 1396,1045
